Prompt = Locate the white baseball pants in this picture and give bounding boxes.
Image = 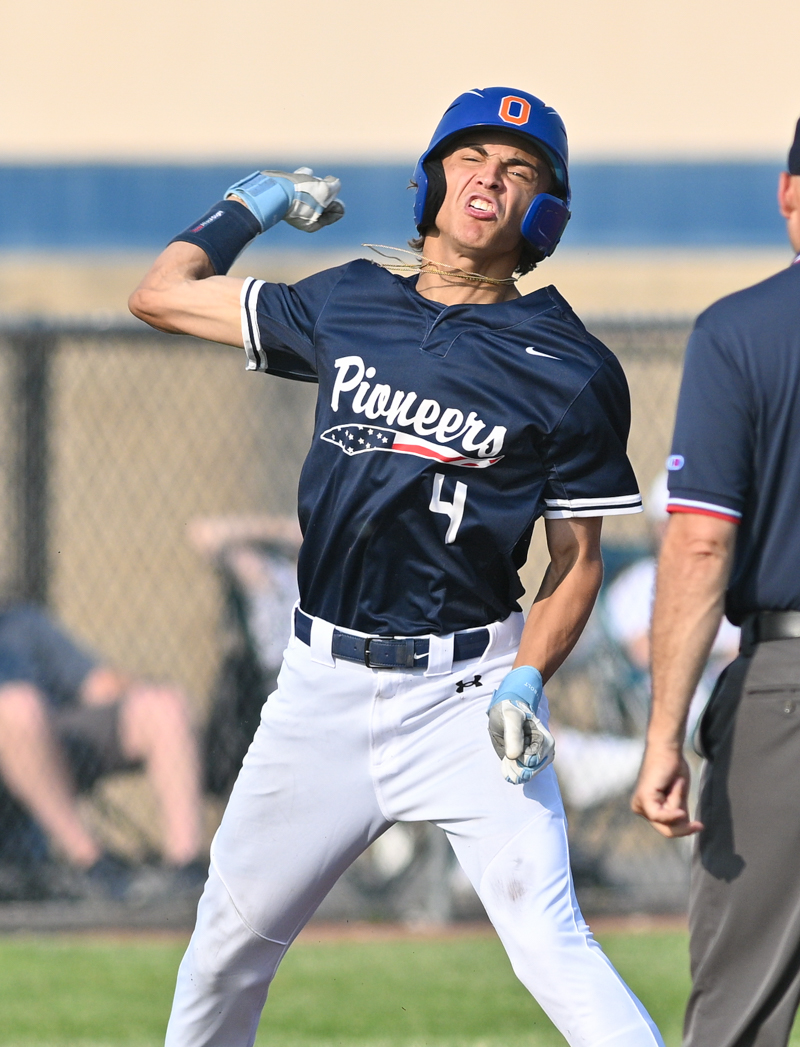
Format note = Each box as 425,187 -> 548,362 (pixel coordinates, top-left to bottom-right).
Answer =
166,613 -> 663,1047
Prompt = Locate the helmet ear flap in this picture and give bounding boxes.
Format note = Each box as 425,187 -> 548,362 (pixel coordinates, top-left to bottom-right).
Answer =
415,159 -> 447,233
520,194 -> 571,259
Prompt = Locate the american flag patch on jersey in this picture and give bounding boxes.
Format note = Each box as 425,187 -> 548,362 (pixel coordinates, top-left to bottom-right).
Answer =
320,424 -> 503,469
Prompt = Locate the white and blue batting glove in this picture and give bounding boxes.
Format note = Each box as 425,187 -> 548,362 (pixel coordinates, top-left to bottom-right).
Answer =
487,666 -> 555,785
225,167 -> 345,233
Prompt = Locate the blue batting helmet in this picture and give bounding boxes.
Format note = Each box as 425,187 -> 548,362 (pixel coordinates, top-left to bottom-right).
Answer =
413,87 -> 571,260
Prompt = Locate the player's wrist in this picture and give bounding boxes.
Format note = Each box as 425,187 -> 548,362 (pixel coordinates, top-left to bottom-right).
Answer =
488,665 -> 543,714
168,199 -> 261,276
224,171 -> 295,232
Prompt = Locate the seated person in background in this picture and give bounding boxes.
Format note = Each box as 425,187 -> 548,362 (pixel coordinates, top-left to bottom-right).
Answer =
0,604 -> 206,900
187,514 -> 302,673
187,515 -> 301,796
604,471 -> 740,740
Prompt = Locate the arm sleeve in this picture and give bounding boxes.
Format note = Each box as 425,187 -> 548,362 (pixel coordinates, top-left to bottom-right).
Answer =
239,265 -> 349,383
540,358 -> 643,518
666,324 -> 753,523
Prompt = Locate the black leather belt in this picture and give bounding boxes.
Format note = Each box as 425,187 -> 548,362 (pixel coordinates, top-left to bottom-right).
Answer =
294,608 -> 490,670
740,610 -> 800,651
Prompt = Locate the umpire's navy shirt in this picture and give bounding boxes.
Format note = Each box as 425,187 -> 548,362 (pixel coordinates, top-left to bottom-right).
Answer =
240,259 -> 642,637
667,258 -> 800,625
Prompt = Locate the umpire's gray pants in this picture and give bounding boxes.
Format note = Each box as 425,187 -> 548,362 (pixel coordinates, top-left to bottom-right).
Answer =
685,637 -> 800,1047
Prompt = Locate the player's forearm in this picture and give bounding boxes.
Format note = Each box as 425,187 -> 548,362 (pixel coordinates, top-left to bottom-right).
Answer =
647,513 -> 735,750
514,521 -> 603,680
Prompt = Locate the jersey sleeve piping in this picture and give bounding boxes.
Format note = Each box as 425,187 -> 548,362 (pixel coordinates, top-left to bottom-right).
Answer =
240,277 -> 266,371
543,493 -> 643,519
667,498 -> 742,523
240,265 -> 352,376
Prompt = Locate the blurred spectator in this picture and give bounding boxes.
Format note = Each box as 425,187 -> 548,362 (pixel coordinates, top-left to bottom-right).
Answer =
603,471 -> 740,738
0,604 -> 205,900
552,473 -> 739,816
187,515 -> 301,796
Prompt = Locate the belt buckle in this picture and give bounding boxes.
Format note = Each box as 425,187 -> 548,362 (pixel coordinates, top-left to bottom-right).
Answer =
363,637 -> 417,670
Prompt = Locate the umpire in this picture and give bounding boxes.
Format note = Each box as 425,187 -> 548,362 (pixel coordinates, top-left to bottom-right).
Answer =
633,117 -> 800,1047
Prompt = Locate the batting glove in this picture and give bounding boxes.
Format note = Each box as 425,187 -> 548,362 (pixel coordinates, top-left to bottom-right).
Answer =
225,168 -> 345,233
487,666 -> 555,785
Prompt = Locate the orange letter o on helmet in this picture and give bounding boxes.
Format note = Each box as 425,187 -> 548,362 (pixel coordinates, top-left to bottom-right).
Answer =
498,96 -> 531,127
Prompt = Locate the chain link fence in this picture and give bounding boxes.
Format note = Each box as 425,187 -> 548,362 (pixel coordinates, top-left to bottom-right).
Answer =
0,317 -> 696,927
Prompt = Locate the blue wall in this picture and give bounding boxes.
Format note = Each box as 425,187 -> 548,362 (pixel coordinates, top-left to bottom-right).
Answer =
0,161 -> 787,250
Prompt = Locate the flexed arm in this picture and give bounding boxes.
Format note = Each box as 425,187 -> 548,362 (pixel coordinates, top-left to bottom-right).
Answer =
129,169 -> 344,345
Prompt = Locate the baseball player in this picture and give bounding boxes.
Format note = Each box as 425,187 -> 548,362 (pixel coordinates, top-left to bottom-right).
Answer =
130,87 -> 663,1047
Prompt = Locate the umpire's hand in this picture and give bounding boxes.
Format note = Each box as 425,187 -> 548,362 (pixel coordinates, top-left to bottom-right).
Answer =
631,743 -> 703,838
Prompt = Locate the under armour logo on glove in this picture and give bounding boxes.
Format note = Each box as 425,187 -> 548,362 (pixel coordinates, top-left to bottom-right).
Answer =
456,675 -> 483,692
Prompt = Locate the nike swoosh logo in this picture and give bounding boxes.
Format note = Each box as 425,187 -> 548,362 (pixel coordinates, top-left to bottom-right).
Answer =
525,347 -> 559,360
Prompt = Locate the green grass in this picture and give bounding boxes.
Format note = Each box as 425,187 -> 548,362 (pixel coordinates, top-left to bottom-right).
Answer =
0,936 -> 184,1046
0,925 -> 785,1047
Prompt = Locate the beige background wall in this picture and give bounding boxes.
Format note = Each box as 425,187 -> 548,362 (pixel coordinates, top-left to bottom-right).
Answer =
3,0 -> 799,161
3,0 -> 798,318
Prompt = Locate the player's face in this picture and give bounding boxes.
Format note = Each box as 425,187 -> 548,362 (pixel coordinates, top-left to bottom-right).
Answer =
434,132 -> 553,261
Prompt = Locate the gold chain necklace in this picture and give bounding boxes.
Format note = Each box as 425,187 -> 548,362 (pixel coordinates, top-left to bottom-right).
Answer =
363,244 -> 517,288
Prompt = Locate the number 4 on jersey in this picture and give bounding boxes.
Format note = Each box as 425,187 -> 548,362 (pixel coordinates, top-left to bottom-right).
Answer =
430,473 -> 467,544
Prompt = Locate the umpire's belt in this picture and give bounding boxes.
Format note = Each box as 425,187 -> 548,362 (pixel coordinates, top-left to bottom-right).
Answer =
740,610 -> 800,652
294,608 -> 489,670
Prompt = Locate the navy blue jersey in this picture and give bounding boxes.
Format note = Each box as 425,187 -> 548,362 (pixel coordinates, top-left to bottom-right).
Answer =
241,259 -> 641,635
667,259 -> 800,624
